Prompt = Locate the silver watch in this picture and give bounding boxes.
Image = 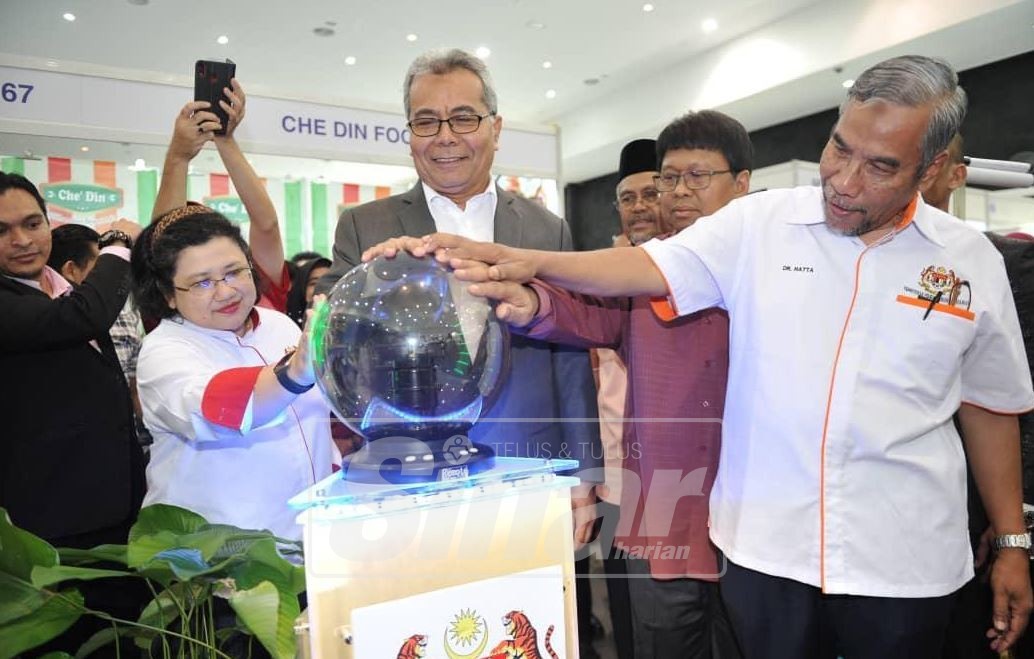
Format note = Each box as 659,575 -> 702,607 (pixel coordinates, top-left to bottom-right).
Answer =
992,532 -> 1032,552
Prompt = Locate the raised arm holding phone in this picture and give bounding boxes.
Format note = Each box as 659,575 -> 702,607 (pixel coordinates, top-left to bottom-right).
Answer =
153,76 -> 289,311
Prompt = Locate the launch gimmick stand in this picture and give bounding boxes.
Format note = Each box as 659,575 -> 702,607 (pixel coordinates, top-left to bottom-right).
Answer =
294,254 -> 581,657
290,459 -> 580,658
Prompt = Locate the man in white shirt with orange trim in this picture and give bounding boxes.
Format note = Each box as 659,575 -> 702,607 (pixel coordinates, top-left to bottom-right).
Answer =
377,55 -> 1034,657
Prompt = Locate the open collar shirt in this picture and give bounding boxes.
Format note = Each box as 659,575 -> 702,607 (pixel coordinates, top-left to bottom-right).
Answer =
422,180 -> 497,243
640,186 -> 1034,597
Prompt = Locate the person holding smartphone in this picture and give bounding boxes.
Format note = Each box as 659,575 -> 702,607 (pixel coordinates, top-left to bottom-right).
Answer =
152,79 -> 291,314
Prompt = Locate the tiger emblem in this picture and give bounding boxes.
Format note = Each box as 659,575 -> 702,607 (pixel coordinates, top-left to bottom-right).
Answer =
397,633 -> 427,659
487,610 -> 558,659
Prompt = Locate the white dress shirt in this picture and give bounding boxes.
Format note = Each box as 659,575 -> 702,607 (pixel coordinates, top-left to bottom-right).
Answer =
641,186 -> 1034,597
423,180 -> 497,242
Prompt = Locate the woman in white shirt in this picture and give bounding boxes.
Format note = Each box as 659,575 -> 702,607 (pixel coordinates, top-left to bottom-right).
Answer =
131,204 -> 337,540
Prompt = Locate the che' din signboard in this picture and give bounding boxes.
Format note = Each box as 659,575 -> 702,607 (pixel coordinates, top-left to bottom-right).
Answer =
202,196 -> 249,224
40,182 -> 123,214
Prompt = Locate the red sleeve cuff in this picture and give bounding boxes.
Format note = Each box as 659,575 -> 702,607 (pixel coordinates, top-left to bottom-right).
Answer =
202,366 -> 264,430
521,280 -> 555,338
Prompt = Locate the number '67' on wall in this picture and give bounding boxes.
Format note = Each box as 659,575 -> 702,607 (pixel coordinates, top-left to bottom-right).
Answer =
1,83 -> 33,103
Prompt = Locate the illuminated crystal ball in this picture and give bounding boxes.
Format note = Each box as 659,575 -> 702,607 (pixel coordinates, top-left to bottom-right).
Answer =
311,252 -> 509,446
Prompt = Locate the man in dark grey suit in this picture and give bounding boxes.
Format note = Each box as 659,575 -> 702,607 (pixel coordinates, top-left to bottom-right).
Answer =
318,49 -> 602,547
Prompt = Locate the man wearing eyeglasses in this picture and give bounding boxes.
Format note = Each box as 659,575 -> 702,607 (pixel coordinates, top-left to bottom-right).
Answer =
422,112 -> 751,658
655,125 -> 750,234
318,48 -> 602,551
615,139 -> 664,247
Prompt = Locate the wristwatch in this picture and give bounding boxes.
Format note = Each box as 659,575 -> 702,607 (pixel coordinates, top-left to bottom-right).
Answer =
273,351 -> 314,395
992,532 -> 1032,552
98,229 -> 133,249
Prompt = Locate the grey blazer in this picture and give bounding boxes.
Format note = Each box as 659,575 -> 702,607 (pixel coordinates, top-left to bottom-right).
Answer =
319,183 -> 602,472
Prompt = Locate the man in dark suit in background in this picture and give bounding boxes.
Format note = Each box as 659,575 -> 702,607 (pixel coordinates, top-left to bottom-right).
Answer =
318,49 -> 602,549
0,172 -> 145,653
923,139 -> 1034,659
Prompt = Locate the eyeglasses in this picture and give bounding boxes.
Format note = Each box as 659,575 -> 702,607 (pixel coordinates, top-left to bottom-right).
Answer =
614,189 -> 661,209
407,113 -> 495,137
174,266 -> 254,297
653,169 -> 733,192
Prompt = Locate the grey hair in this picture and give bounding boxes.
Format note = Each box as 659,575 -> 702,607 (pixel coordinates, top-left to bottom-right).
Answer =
841,55 -> 967,175
403,48 -> 498,118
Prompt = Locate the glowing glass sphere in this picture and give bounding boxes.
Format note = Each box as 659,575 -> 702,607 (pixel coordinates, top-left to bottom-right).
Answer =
311,253 -> 509,445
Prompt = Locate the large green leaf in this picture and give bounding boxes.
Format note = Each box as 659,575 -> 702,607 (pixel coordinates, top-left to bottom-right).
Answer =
128,506 -> 277,571
130,505 -> 208,540
127,506 -> 207,568
0,508 -> 58,580
127,529 -> 175,570
175,524 -> 282,564
0,571 -> 46,625
58,544 -> 128,567
230,538 -> 304,595
224,538 -> 301,659
31,565 -> 132,588
141,549 -> 243,586
228,581 -> 296,659
205,526 -> 281,561
0,588 -> 83,659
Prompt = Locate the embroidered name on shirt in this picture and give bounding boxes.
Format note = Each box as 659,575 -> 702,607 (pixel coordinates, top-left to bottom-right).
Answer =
782,265 -> 814,273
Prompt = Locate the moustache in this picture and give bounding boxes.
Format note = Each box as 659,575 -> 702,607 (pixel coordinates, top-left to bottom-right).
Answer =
823,185 -> 865,214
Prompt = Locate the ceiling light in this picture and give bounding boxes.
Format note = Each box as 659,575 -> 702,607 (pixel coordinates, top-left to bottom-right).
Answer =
406,33 -> 418,42
701,18 -> 718,33
545,89 -> 557,99
344,56 -> 357,66
80,146 -> 89,152
542,60 -> 553,69
216,35 -> 229,45
842,79 -> 855,89
525,20 -> 546,30
134,158 -> 146,169
46,60 -> 59,68
642,4 -> 655,12
475,46 -> 491,59
62,12 -> 76,21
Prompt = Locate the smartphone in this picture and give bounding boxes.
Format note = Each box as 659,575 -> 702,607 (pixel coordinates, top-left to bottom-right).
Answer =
193,59 -> 236,135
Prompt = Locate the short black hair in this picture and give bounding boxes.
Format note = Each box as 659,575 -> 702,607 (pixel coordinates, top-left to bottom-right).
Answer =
290,250 -> 325,266
131,209 -> 254,321
0,171 -> 49,218
285,256 -> 331,328
48,224 -> 100,271
656,110 -> 754,174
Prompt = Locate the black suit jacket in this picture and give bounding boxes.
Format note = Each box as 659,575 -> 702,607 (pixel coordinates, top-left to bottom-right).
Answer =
320,183 -> 602,471
986,234 -> 1034,502
0,254 -> 144,542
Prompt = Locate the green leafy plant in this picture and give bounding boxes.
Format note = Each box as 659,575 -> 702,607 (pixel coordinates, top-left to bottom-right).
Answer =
0,505 -> 305,659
